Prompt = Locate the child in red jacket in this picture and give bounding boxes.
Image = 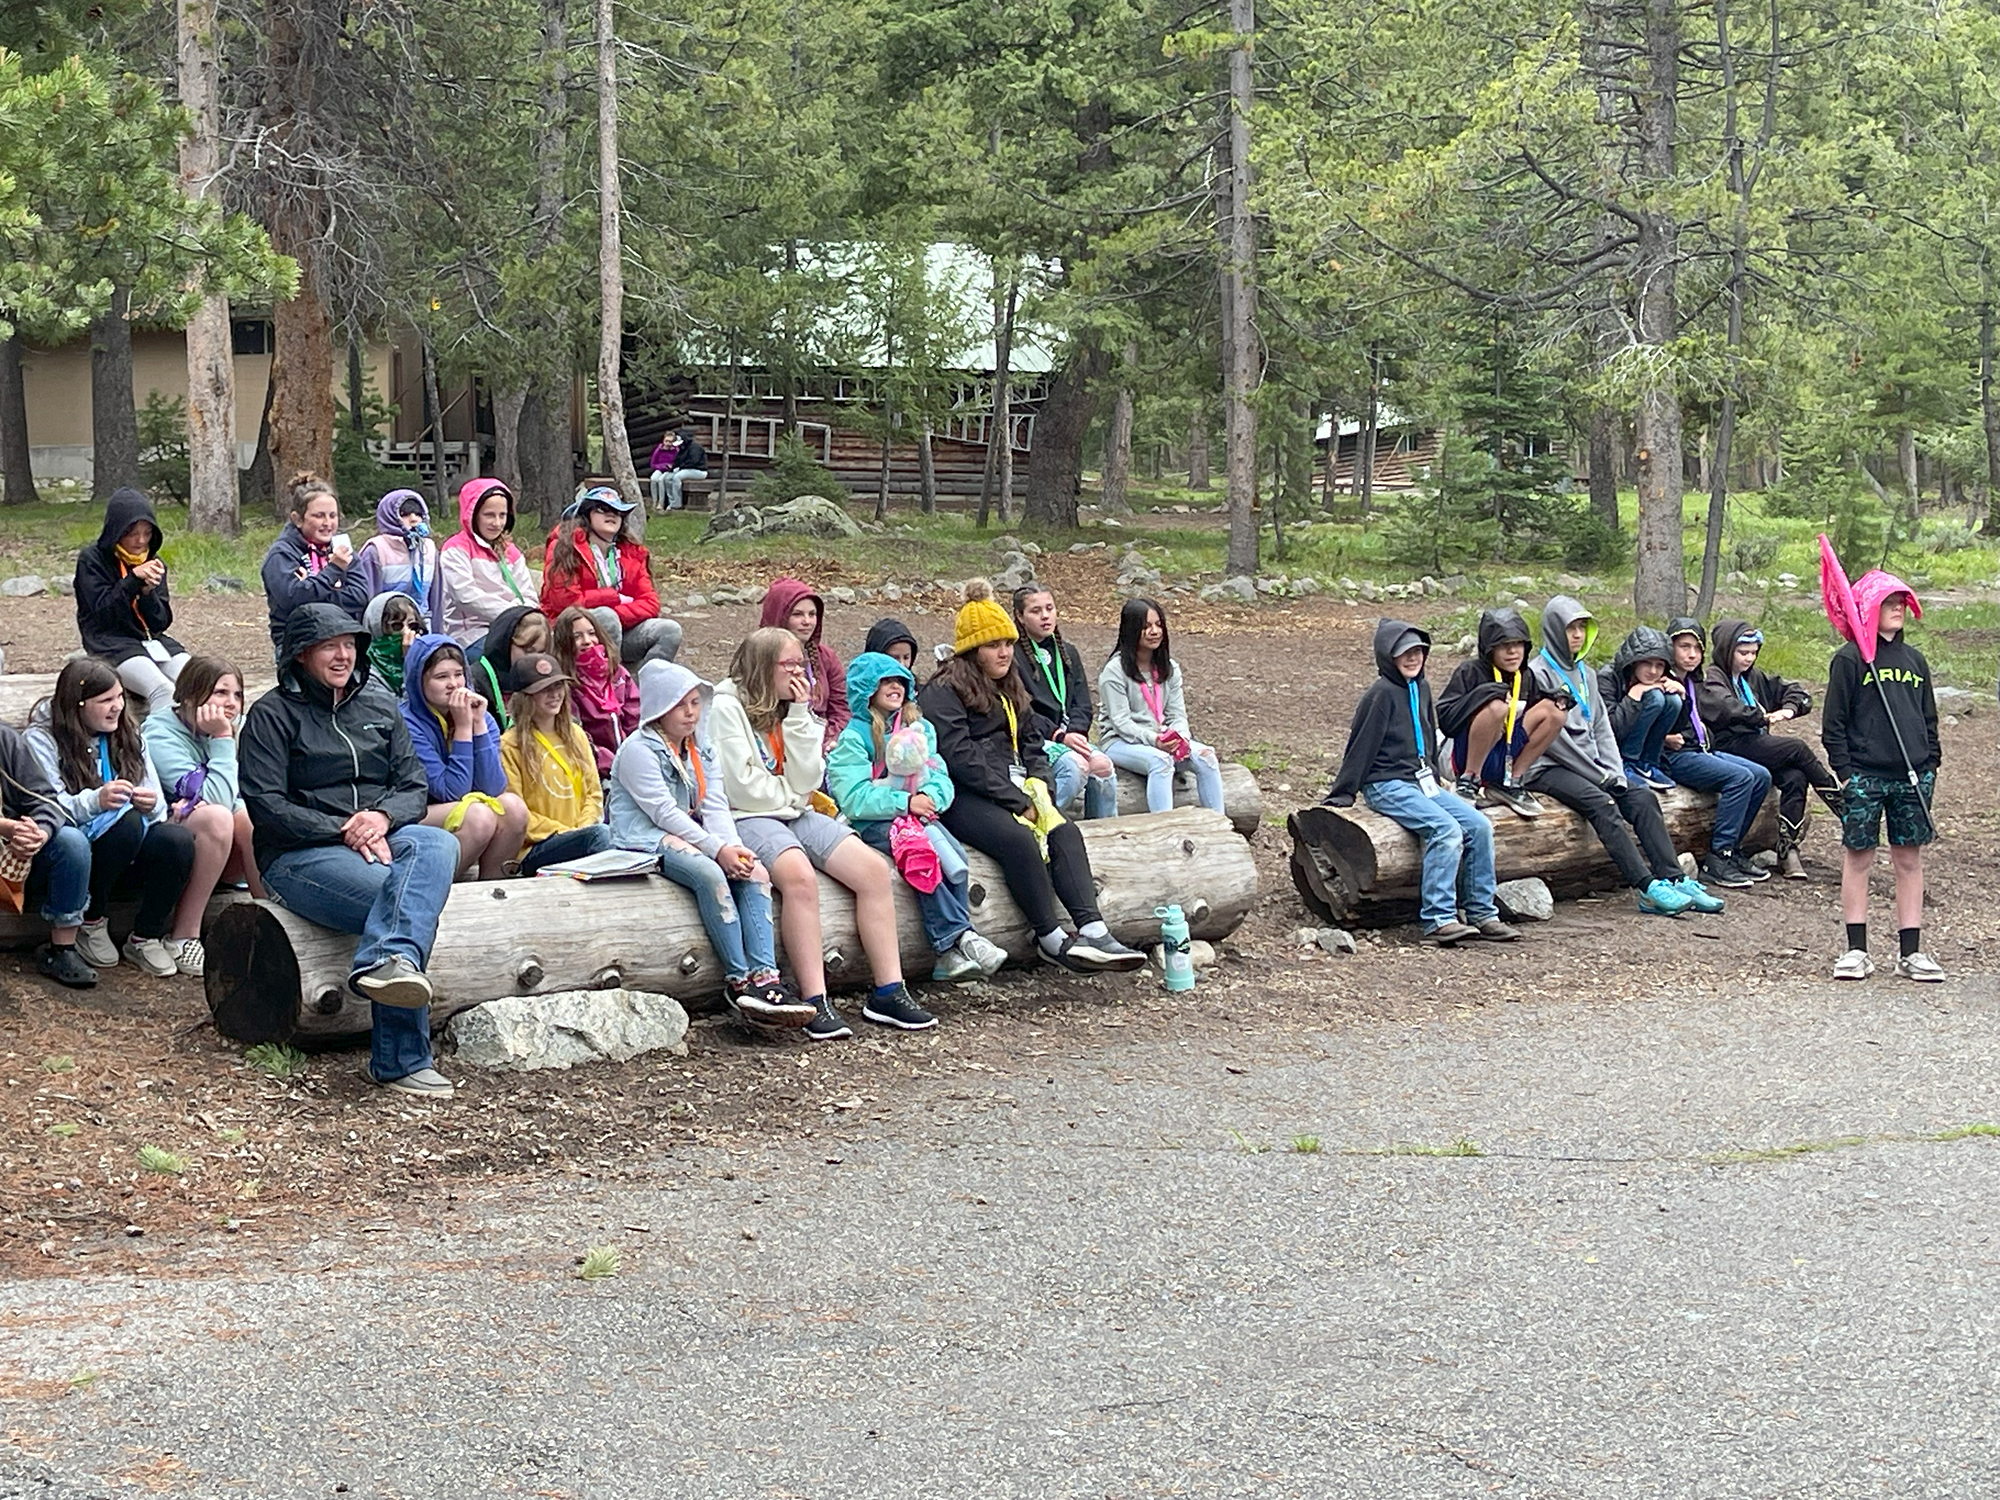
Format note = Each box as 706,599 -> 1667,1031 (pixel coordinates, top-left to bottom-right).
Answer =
541,485 -> 682,669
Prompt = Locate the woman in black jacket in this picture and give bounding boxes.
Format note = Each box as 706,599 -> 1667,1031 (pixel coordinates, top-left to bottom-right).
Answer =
917,581 -> 1143,975
1012,583 -> 1117,818
74,487 -> 188,713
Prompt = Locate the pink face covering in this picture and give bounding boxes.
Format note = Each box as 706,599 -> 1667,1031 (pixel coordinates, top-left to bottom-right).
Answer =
576,642 -> 609,677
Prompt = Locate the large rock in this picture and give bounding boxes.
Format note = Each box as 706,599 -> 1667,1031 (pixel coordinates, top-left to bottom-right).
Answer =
447,989 -> 690,1071
1199,575 -> 1257,605
1493,877 -> 1554,923
700,494 -> 864,543
1935,686 -> 1982,719
1,576 -> 46,598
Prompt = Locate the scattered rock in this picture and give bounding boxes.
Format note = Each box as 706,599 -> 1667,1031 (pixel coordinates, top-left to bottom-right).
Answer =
700,494 -> 865,543
1493,877 -> 1554,923
1255,577 -> 1284,595
684,593 -> 708,608
1748,850 -> 1779,871
50,577 -> 74,597
1292,576 -> 1321,596
1,575 -> 45,598
1101,518 -> 1123,528
1451,634 -> 1476,655
880,582 -> 902,602
1020,542 -> 1042,557
447,989 -> 690,1071
1935,686 -> 1981,719
826,586 -> 858,605
996,551 -> 1036,591
993,535 -> 1020,551
1504,575 -> 1536,587
1678,852 -> 1699,878
1198,575 -> 1257,605
204,575 -> 246,593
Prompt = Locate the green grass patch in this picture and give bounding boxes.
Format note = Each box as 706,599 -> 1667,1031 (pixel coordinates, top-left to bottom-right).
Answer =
136,1144 -> 186,1175
1929,1122 -> 2000,1142
46,1121 -> 81,1139
1227,1129 -> 1274,1155
1377,1136 -> 1484,1158
242,1042 -> 308,1080
1235,741 -> 1295,775
576,1246 -> 623,1280
40,1054 -> 75,1074
1290,1135 -> 1323,1155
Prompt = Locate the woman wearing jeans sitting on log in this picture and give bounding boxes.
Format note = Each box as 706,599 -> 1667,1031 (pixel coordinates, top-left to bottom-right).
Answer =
238,604 -> 462,1100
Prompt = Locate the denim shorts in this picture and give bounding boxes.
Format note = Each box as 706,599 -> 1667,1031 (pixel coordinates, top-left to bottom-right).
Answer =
735,809 -> 852,870
1840,770 -> 1936,850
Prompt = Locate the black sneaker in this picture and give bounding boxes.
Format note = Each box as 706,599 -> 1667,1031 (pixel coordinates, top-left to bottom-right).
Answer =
862,985 -> 938,1031
37,943 -> 98,989
1485,781 -> 1543,819
727,975 -> 815,1028
803,996 -> 854,1042
1700,852 -> 1755,889
1064,930 -> 1149,972
1454,776 -> 1492,807
1735,851 -> 1773,882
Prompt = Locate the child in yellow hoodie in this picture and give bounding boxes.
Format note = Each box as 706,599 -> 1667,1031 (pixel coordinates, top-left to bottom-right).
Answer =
499,652 -> 614,875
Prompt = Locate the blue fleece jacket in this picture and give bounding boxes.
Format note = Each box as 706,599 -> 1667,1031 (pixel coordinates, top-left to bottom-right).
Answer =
399,633 -> 506,802
826,651 -> 954,827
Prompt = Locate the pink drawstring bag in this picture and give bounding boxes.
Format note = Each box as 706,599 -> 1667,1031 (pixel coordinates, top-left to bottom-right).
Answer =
888,814 -> 943,892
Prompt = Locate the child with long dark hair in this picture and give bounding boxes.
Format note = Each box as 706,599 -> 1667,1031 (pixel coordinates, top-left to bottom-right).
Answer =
1011,584 -> 1116,819
551,605 -> 640,773
540,484 -> 681,668
1096,597 -> 1225,815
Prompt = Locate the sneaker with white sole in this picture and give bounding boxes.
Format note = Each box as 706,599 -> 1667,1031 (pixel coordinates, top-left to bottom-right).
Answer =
1064,931 -> 1148,972
122,935 -> 179,977
931,947 -> 984,984
75,918 -> 118,968
803,996 -> 854,1042
367,1065 -> 455,1099
1833,949 -> 1875,981
862,985 -> 938,1031
1897,952 -> 1945,983
349,956 -> 434,1008
173,938 -> 206,978
1637,879 -> 1693,916
957,930 -> 1009,977
1485,781 -> 1543,819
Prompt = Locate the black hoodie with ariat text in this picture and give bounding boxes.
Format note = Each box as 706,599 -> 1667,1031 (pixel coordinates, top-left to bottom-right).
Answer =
1325,620 -> 1440,804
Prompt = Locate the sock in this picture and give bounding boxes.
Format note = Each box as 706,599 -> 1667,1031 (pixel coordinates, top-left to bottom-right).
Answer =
1846,922 -> 1867,954
49,941 -> 74,953
1078,920 -> 1111,940
805,993 -> 827,1011
872,980 -> 903,1002
1038,929 -> 1067,955
1899,927 -> 1920,958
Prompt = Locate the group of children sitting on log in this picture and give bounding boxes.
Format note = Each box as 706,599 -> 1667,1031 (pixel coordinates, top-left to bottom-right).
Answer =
1328,587 -> 1942,985
0,479 -> 1244,1099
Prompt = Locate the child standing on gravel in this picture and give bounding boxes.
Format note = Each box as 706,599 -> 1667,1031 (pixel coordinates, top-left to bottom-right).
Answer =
1323,620 -> 1518,947
1822,574 -> 1942,983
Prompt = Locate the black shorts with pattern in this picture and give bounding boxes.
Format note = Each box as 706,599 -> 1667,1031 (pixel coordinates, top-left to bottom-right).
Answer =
1839,770 -> 1936,850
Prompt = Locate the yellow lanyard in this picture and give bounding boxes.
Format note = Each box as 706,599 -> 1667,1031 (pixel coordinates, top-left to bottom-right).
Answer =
534,729 -> 587,803
1001,698 -> 1020,764
1492,665 -> 1522,744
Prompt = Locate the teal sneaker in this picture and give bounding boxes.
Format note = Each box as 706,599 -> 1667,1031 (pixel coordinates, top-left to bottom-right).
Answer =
1674,877 -> 1725,914
1637,878 -> 1693,915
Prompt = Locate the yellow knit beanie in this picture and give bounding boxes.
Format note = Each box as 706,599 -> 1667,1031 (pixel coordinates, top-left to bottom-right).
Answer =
953,578 -> 1018,655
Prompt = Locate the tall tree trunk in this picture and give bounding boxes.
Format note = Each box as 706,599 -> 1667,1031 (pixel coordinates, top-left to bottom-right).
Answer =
1188,409 -> 1210,489
1100,340 -> 1137,515
917,418 -> 937,515
520,0 -> 574,529
1630,0 -> 1686,619
420,330 -> 446,510
780,239 -> 800,438
345,327 -> 365,432
493,386 -> 526,498
1320,402 -> 1338,510
246,371 -> 276,513
1588,409 -> 1620,528
180,0 -> 237,533
977,266 -> 1017,528
1899,424 -> 1919,513
517,389 -> 558,530
1023,341 -> 1107,528
717,346 -> 740,501
0,336 -> 39,507
263,0 -> 334,490
875,334 -> 894,522
90,286 -> 140,500
1358,347 -> 1380,514
1221,0 -> 1261,578
595,0 -> 641,507
1980,294 -> 2000,535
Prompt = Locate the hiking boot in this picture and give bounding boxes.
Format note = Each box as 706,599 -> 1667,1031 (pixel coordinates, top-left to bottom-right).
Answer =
1637,879 -> 1693,916
173,937 -> 206,977
1423,919 -> 1480,946
1064,931 -> 1149,972
1473,917 -> 1520,942
75,918 -> 118,968
1674,877 -> 1725,914
931,947 -> 984,984
957,930 -> 1009,977
1485,781 -> 1543,819
1779,849 -> 1808,880
862,985 -> 938,1031
367,1065 -> 455,1099
1833,948 -> 1875,981
1700,852 -> 1755,889
122,935 -> 179,977
1815,784 -> 1847,817
349,956 -> 433,1009
728,974 -> 814,1027
803,996 -> 854,1042
36,943 -> 97,989
1897,952 -> 1945,983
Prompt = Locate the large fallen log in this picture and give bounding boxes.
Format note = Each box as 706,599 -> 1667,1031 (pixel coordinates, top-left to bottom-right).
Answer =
205,807 -> 1258,1045
0,891 -> 248,950
1288,784 -> 1781,927
1109,759 -> 1261,837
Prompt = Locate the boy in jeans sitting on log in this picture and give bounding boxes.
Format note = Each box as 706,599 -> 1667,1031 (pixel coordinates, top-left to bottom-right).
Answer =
1324,620 -> 1519,946
1655,619 -> 1775,887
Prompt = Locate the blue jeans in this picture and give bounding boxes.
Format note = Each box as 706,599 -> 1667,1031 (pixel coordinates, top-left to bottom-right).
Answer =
1047,744 -> 1117,820
261,824 -> 459,1082
518,822 -> 612,876
1104,739 -> 1226,815
26,825 -> 92,928
1616,689 -> 1678,767
1362,778 -> 1499,929
1661,748 -> 1772,853
855,818 -> 971,954
653,840 -> 777,982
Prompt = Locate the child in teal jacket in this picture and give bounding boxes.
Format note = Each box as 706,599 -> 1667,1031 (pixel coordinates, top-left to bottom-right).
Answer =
828,651 -> 1007,985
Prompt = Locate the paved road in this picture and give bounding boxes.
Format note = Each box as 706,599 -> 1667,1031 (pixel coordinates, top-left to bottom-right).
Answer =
7,973 -> 2000,1499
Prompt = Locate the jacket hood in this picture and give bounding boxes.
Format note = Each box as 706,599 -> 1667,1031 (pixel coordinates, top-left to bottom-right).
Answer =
97,487 -> 161,558
456,477 -> 515,538
362,589 -> 416,635
376,489 -> 430,535
1611,626 -> 1672,681
1710,618 -> 1757,677
863,617 -> 920,661
636,660 -> 708,726
401,634 -> 463,720
759,577 -> 824,645
1853,569 -> 1921,641
1373,618 -> 1430,683
478,605 -> 538,668
844,651 -> 916,717
1476,607 -> 1532,663
1539,596 -> 1596,669
278,603 -> 373,695
1666,616 -> 1704,646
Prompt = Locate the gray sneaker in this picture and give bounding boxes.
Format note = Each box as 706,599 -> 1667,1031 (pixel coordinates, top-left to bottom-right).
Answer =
931,947 -> 984,984
349,956 -> 434,1008
957,930 -> 1009,977
122,935 -> 179,977
1897,952 -> 1945,983
76,918 -> 118,968
368,1065 -> 455,1099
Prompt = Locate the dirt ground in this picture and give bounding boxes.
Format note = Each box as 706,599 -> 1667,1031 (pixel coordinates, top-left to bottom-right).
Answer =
3,543 -> 1995,1280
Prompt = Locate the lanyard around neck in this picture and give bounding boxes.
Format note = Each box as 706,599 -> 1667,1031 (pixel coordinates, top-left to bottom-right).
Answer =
1490,663 -> 1522,744
1407,681 -> 1427,759
1539,646 -> 1591,722
1033,640 -> 1067,706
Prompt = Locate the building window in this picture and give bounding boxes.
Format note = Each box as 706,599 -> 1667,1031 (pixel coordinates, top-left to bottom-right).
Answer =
230,319 -> 272,355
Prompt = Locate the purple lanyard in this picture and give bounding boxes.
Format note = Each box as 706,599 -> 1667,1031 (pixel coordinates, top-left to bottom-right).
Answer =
1684,678 -> 1706,747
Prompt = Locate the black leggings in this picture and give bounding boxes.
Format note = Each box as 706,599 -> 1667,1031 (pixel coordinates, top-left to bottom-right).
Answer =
1531,766 -> 1683,888
1716,735 -> 1836,825
88,808 -> 195,938
940,790 -> 1101,934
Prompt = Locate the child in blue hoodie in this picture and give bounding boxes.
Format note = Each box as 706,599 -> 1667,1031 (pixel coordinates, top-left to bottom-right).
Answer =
828,651 -> 1010,988
400,633 -> 528,880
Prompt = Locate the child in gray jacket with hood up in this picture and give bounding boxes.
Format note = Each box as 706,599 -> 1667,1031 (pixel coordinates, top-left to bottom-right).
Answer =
1523,596 -> 1716,916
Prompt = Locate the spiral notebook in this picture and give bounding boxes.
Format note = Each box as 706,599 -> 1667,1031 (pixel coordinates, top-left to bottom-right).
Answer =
532,849 -> 660,882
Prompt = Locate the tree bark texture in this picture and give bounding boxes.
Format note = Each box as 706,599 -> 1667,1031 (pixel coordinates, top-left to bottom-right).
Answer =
1024,340 -> 1107,528
88,288 -> 141,500
268,229 -> 335,490
1188,408 -> 1210,489
1101,381 -> 1135,516
977,267 -> 1017,527
245,370 -> 276,511
1222,0 -> 1261,579
595,0 -> 643,508
420,330 -> 447,510
1358,347 -> 1380,513
0,336 -> 39,507
917,418 -> 937,514
1630,0 -> 1686,620
492,385 -> 526,498
1982,297 -> 2000,534
179,0 -> 238,533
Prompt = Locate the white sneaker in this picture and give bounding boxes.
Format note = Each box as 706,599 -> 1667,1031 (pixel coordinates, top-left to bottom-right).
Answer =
122,935 -> 179,977
958,930 -> 1009,977
1897,952 -> 1945,983
1833,949 -> 1875,981
76,918 -> 119,968
173,938 -> 206,977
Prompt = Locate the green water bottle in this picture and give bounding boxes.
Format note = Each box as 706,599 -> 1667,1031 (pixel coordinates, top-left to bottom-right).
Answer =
1157,904 -> 1195,992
